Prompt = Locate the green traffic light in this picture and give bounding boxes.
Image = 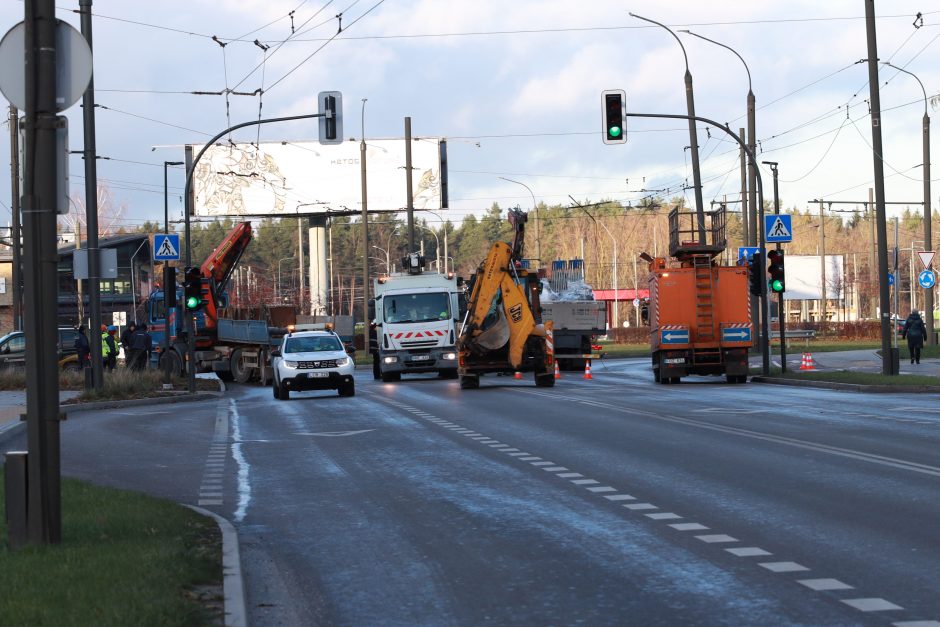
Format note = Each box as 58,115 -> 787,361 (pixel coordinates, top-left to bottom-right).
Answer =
185,296 -> 200,309
770,279 -> 784,293
608,126 -> 622,138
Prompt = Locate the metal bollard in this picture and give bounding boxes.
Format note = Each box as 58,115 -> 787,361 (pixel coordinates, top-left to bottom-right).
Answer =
4,450 -> 28,549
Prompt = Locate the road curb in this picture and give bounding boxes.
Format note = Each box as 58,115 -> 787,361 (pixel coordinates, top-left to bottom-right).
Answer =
751,376 -> 940,394
184,504 -> 247,627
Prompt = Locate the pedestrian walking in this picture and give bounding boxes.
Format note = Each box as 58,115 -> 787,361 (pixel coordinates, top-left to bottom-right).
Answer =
129,323 -> 153,371
121,321 -> 136,367
74,325 -> 91,368
102,325 -> 118,372
902,310 -> 927,365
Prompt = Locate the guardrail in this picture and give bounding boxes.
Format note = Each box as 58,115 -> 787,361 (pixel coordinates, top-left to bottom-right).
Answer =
770,329 -> 816,339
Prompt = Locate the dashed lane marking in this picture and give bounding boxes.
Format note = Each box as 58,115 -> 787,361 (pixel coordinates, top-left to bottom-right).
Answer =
365,391 -> 932,623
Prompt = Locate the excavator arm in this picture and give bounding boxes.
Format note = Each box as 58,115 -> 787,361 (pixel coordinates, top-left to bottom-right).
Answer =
458,241 -> 537,368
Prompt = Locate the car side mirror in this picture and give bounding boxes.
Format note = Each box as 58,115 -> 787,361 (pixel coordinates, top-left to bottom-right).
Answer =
0,345 -> 8,354
270,349 -> 281,358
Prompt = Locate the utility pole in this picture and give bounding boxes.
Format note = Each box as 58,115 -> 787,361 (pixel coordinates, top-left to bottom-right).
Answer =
79,0 -> 102,390
23,0 -> 63,543
9,105 -> 22,331
819,201 -> 827,325
865,0 -> 894,375
763,161 -> 785,372
360,100 -> 370,355
739,128 -> 748,245
405,117 -> 415,253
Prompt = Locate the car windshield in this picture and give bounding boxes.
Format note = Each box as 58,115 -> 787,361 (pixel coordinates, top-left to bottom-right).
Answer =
384,292 -> 450,324
283,336 -> 343,353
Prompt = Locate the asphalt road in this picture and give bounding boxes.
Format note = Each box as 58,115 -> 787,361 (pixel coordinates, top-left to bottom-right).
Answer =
4,360 -> 940,625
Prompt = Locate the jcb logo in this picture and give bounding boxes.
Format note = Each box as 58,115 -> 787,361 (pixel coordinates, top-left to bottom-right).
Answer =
509,304 -> 523,323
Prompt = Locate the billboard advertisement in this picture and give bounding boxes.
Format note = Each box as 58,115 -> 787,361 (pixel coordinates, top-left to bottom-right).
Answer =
189,138 -> 445,216
782,254 -> 845,301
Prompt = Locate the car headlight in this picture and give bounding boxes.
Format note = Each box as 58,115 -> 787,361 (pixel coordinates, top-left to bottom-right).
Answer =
442,352 -> 457,360
383,356 -> 398,364
335,357 -> 349,366
284,360 -> 298,368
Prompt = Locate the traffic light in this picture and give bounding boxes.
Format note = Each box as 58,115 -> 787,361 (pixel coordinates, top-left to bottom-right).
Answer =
748,251 -> 764,295
602,89 -> 626,144
767,249 -> 786,294
183,267 -> 205,311
164,266 -> 177,308
318,90 -> 343,145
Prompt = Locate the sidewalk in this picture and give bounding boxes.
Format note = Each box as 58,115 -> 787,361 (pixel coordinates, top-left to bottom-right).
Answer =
0,391 -> 83,438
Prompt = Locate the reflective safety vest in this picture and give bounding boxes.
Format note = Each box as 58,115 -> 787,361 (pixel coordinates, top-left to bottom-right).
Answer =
101,332 -> 114,357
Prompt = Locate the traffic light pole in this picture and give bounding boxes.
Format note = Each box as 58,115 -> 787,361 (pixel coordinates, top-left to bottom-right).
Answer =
183,113 -> 324,393
625,111 -> 770,375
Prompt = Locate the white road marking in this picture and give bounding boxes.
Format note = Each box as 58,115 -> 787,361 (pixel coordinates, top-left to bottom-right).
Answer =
604,494 -> 636,501
530,461 -> 555,466
508,452 -> 531,456
570,479 -> 599,485
230,399 -> 251,523
557,472 -> 583,478
841,598 -> 903,612
490,444 -> 511,448
587,486 -> 617,493
759,561 -> 810,573
501,448 -> 521,453
727,547 -> 772,557
670,523 -> 709,531
695,534 -> 738,544
646,513 -> 682,521
892,621 -> 940,626
519,456 -> 542,461
623,503 -> 658,511
542,466 -> 569,472
798,578 -> 853,591
198,499 -> 223,506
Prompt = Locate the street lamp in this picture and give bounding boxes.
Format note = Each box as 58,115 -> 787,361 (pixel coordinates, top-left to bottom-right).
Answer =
570,196 -> 618,331
416,223 -> 440,271
499,177 -> 540,262
882,61 -> 933,344
631,12 -> 706,242
372,245 -> 392,274
679,30 -> 757,248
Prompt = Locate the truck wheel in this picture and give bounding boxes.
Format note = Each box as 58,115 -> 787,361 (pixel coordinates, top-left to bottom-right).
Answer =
160,351 -> 183,378
459,375 -> 480,389
338,380 -> 356,397
230,348 -> 253,384
535,373 -> 555,388
381,371 -> 401,383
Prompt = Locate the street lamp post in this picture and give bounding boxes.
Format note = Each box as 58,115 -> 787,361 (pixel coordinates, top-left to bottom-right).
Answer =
883,61 -> 932,344
631,12 -> 706,242
679,30 -> 757,248
423,210 -> 450,274
499,177 -> 540,262
372,245 -> 391,274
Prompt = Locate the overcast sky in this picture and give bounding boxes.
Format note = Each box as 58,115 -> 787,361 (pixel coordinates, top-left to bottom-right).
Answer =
1,0 -> 938,234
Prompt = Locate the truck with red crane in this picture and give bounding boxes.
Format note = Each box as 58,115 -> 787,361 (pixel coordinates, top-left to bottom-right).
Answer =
147,221 -> 285,383
644,205 -> 753,384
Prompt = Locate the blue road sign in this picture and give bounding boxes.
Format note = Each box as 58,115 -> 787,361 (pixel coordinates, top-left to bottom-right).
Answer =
737,246 -> 761,263
764,214 -> 793,243
721,327 -> 752,343
154,234 -> 181,261
887,273 -> 895,286
660,328 -> 690,344
918,269 -> 936,289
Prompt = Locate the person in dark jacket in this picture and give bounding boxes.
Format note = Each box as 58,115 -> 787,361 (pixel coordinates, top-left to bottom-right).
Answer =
74,325 -> 91,368
129,323 -> 153,371
120,322 -> 136,357
902,310 -> 927,364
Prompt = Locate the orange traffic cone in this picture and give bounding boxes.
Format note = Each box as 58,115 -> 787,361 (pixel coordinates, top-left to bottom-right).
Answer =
800,352 -> 816,371
554,361 -> 561,379
583,360 -> 593,380
514,371 -> 523,380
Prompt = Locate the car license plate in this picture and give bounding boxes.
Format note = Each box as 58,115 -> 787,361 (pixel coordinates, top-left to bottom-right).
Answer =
411,355 -> 430,361
664,358 -> 685,364
310,372 -> 329,378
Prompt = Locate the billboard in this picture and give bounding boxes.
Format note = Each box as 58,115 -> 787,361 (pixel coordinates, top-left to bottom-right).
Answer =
782,254 -> 845,301
189,138 -> 445,216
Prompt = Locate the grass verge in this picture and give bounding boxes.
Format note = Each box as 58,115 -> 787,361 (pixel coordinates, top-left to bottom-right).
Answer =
0,368 -> 219,400
756,367 -> 940,387
0,472 -> 222,625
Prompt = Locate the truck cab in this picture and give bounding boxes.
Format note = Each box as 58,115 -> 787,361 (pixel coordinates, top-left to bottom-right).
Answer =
370,253 -> 461,382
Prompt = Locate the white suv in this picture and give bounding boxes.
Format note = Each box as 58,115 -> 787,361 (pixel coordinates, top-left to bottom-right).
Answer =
271,330 -> 356,400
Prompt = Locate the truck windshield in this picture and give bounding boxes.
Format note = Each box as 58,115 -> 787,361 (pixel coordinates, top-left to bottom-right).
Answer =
384,293 -> 450,324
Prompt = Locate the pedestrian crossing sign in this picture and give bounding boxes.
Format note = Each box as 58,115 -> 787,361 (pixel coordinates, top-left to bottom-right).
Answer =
154,234 -> 181,261
764,215 -> 792,243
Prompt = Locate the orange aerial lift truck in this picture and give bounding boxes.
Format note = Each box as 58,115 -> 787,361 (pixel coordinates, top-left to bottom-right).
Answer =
644,205 -> 753,384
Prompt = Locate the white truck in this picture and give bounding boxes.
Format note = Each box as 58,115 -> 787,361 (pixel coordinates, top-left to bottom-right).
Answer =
369,253 -> 463,382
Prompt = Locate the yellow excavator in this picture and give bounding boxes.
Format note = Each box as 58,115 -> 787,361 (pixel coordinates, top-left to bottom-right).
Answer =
456,208 -> 555,389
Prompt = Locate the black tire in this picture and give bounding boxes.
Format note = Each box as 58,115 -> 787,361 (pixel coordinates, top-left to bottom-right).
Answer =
159,350 -> 183,378
272,377 -> 281,399
653,368 -> 661,383
338,380 -> 356,397
230,348 -> 254,384
381,370 -> 401,383
280,382 -> 290,400
459,375 -> 480,389
218,370 -> 234,382
535,373 -> 555,388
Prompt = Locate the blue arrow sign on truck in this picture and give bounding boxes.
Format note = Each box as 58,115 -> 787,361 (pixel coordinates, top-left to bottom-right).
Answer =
660,328 -> 690,344
721,327 -> 752,342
